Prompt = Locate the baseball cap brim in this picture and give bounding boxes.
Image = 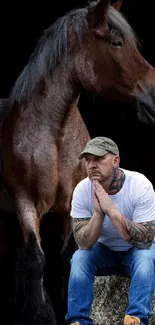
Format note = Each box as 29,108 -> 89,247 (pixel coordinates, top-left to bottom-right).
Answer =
79,148 -> 108,159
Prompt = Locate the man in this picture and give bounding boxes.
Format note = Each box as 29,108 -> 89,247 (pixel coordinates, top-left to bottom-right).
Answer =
65,136 -> 155,325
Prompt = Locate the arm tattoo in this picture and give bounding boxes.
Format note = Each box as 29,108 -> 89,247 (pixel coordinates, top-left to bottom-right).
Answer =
72,218 -> 90,247
123,216 -> 155,248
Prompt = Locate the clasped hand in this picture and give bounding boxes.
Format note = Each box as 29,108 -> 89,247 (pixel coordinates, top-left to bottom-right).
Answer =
93,180 -> 116,216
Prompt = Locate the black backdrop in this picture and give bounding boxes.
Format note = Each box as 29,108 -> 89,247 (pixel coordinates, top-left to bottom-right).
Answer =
0,2 -> 155,323
0,0 -> 155,184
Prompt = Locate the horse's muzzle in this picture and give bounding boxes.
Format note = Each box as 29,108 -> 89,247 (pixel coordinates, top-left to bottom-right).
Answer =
137,86 -> 155,125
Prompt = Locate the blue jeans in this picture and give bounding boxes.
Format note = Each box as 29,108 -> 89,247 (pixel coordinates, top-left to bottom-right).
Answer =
65,242 -> 155,325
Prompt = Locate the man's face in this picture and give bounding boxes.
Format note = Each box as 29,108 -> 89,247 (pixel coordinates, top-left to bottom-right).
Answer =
84,153 -> 119,183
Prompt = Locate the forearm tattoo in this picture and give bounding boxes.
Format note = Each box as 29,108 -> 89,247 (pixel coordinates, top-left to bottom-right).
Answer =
123,216 -> 155,248
72,218 -> 90,247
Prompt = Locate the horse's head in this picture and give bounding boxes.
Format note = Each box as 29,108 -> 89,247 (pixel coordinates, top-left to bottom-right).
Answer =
73,0 -> 155,124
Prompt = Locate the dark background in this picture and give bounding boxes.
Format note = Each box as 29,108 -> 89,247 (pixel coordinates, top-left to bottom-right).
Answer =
0,0 -> 155,184
0,2 -> 155,323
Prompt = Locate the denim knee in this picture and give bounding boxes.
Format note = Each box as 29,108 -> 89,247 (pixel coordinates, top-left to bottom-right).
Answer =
70,248 -> 97,278
123,246 -> 155,280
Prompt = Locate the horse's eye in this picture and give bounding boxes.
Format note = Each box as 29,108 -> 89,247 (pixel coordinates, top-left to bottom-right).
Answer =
111,40 -> 123,48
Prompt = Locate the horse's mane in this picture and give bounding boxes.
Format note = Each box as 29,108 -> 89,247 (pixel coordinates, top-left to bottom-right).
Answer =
9,1 -> 138,103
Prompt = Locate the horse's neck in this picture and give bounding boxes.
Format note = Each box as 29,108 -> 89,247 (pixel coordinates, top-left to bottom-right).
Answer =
45,63 -> 79,131
8,60 -> 79,137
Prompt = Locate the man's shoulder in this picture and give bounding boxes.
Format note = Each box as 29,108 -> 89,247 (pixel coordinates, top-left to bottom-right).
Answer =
122,168 -> 150,182
122,168 -> 153,190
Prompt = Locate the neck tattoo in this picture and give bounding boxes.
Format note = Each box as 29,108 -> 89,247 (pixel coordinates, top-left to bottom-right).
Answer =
109,168 -> 125,194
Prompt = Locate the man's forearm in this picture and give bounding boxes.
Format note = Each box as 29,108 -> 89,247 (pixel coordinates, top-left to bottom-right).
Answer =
108,209 -> 155,248
73,212 -> 104,249
123,217 -> 155,248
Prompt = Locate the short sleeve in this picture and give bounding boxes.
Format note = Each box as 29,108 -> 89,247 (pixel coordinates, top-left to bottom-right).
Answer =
70,179 -> 93,219
132,177 -> 155,223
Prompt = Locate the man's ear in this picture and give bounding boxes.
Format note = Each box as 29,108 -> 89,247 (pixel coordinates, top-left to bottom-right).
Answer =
114,155 -> 120,166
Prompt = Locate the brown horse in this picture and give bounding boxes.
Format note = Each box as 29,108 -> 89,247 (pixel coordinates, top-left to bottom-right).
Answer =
1,0 -> 155,324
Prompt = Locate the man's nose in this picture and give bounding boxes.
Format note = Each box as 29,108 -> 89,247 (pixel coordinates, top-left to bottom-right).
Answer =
89,160 -> 97,167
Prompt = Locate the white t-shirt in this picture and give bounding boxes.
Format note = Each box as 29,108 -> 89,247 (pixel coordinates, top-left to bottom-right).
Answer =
71,168 -> 155,251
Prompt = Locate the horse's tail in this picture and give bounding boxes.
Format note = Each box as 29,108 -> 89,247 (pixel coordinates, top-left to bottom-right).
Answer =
0,98 -> 11,121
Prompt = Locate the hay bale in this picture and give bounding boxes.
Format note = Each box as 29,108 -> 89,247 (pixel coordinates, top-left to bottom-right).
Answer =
91,276 -> 155,325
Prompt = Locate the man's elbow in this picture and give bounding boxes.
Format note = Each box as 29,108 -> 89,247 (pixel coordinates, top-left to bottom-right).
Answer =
133,241 -> 153,249
78,243 -> 93,250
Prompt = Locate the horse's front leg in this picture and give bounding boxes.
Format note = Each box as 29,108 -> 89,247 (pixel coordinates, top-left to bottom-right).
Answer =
14,192 -> 57,325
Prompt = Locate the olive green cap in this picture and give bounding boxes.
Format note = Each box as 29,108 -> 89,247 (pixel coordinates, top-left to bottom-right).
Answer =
79,136 -> 119,159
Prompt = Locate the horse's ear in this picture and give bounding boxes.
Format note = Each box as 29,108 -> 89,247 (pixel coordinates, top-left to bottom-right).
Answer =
112,0 -> 122,11
87,0 -> 110,28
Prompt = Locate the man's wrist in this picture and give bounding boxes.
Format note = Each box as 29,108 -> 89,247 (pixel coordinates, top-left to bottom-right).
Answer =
108,208 -> 122,220
94,211 -> 104,219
